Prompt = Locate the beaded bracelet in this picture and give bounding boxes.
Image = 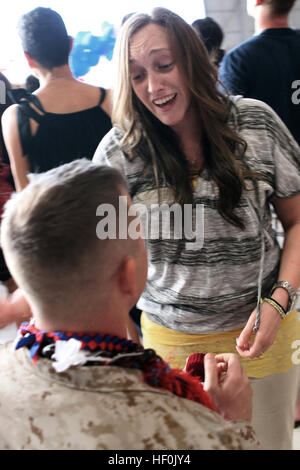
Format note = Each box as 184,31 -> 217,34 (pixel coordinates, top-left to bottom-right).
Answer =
261,297 -> 287,320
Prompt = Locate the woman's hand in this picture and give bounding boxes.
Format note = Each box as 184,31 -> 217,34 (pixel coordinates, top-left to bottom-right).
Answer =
236,301 -> 282,359
0,288 -> 31,328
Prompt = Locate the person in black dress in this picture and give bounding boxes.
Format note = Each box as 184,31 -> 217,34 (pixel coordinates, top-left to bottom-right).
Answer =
1,7 -> 112,191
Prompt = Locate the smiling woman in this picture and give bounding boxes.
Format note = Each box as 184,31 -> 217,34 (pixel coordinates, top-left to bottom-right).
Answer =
129,24 -> 193,131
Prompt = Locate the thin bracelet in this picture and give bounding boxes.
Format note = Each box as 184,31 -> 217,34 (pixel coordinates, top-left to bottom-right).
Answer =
268,296 -> 287,314
261,297 -> 286,320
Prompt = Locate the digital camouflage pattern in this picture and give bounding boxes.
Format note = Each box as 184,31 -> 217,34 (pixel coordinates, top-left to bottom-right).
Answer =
0,343 -> 261,450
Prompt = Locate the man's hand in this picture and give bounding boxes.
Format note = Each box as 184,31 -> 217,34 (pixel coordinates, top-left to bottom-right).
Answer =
203,353 -> 253,422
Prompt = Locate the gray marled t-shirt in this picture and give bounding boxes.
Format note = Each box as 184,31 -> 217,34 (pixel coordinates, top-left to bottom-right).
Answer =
93,98 -> 300,334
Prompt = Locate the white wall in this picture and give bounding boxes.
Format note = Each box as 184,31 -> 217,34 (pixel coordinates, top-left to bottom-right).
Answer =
291,0 -> 300,28
204,0 -> 300,52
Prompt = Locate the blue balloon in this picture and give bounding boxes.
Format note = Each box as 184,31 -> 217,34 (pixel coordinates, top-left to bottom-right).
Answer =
70,22 -> 116,78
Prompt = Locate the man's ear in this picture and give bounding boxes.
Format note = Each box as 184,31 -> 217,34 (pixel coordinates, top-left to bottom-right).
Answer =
117,256 -> 138,299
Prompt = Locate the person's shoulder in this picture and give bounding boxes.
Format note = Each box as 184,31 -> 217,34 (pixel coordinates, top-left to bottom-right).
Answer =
226,35 -> 257,53
230,97 -> 294,150
0,342 -> 21,372
150,390 -> 260,450
1,103 -> 19,139
93,126 -> 125,164
100,88 -> 113,117
78,82 -> 112,110
229,97 -> 284,136
1,103 -> 18,123
98,126 -> 124,151
223,34 -> 264,64
231,96 -> 277,117
72,81 -> 101,93
75,81 -> 109,101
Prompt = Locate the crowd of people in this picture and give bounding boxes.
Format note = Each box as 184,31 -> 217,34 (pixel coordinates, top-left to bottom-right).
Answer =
0,0 -> 299,451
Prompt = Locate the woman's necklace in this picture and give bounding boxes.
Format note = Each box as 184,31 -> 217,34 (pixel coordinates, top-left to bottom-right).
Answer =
184,142 -> 204,170
187,152 -> 204,175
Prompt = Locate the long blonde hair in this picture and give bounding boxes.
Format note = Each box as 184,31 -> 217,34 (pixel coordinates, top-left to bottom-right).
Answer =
112,8 -> 251,229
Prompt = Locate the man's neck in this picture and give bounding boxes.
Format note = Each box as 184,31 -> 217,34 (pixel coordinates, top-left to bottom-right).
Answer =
255,12 -> 290,34
33,305 -> 130,339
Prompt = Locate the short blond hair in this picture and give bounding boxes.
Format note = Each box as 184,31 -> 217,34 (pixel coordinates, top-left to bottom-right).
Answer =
1,159 -> 133,318
262,0 -> 296,16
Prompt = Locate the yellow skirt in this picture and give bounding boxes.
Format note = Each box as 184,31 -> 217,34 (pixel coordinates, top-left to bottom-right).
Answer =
141,310 -> 300,378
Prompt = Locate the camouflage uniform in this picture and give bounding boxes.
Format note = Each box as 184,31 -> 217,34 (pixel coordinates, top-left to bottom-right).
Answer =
0,343 -> 260,450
